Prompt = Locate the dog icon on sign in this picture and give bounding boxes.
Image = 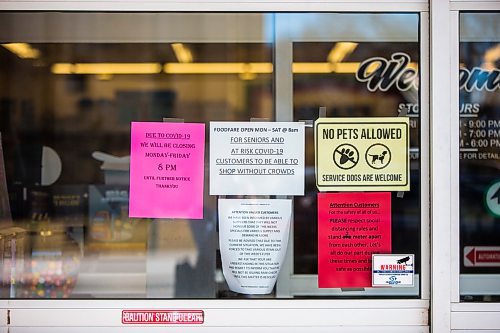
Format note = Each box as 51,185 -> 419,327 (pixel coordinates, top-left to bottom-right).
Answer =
369,150 -> 388,165
365,144 -> 391,169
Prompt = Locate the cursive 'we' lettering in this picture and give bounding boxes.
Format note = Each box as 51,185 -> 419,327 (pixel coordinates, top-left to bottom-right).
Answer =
355,52 -> 418,92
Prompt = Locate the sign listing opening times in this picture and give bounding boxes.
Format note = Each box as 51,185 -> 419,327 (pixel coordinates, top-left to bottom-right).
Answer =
459,117 -> 500,160
210,122 -> 305,196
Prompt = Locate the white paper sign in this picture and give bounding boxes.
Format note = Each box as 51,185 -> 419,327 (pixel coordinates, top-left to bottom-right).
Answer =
210,122 -> 304,195
218,199 -> 292,294
372,254 -> 414,287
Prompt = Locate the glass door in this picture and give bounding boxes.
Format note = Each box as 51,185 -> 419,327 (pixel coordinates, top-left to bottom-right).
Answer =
458,11 -> 500,302
273,13 -> 427,298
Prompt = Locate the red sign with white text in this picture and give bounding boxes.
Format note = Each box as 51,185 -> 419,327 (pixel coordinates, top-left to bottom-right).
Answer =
464,246 -> 500,267
318,192 -> 391,288
122,310 -> 204,325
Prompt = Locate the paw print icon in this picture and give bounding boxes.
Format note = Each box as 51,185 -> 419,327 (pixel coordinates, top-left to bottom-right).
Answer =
333,144 -> 359,170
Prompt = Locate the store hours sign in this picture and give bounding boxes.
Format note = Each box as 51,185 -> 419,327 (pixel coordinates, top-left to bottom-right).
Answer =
210,122 -> 305,195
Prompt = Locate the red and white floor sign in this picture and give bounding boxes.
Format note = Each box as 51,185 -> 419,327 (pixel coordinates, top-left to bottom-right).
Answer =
464,246 -> 500,267
122,310 -> 204,324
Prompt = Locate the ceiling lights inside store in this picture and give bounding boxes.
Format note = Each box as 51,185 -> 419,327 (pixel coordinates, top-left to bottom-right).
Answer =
482,44 -> 500,70
293,62 -> 359,73
163,62 -> 273,74
171,43 -> 193,63
51,63 -> 162,75
50,62 -> 417,75
327,42 -> 358,64
1,43 -> 41,59
293,62 -> 417,73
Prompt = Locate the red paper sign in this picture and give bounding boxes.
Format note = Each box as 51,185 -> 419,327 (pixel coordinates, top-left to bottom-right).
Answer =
318,192 -> 391,288
464,246 -> 500,267
122,310 -> 204,324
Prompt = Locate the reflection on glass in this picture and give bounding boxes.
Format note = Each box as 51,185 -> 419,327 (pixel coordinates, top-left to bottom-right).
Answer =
0,12 -> 273,298
459,12 -> 500,302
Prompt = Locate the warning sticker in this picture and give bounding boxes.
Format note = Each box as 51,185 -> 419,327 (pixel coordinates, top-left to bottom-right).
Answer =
315,117 -> 410,192
122,310 -> 204,325
372,254 -> 414,287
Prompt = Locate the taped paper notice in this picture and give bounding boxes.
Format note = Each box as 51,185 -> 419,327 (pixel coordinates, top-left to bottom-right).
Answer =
315,117 -> 409,191
210,122 -> 305,195
318,192 -> 391,288
218,199 -> 292,294
129,122 -> 205,219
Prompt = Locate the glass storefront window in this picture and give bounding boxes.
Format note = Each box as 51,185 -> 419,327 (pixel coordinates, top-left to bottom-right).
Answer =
0,13 -> 273,299
459,12 -> 500,302
0,12 -> 422,299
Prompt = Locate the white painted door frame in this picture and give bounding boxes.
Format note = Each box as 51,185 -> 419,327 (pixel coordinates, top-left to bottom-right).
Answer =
0,1 -> 435,332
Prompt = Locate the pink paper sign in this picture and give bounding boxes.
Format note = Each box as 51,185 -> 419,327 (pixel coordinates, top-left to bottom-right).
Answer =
129,122 -> 205,219
318,192 -> 391,288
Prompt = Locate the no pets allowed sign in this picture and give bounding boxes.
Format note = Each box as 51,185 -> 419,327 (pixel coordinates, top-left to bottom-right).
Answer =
315,117 -> 410,192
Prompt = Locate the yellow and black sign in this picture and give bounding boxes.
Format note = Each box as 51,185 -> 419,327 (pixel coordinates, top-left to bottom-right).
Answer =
315,117 -> 410,192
